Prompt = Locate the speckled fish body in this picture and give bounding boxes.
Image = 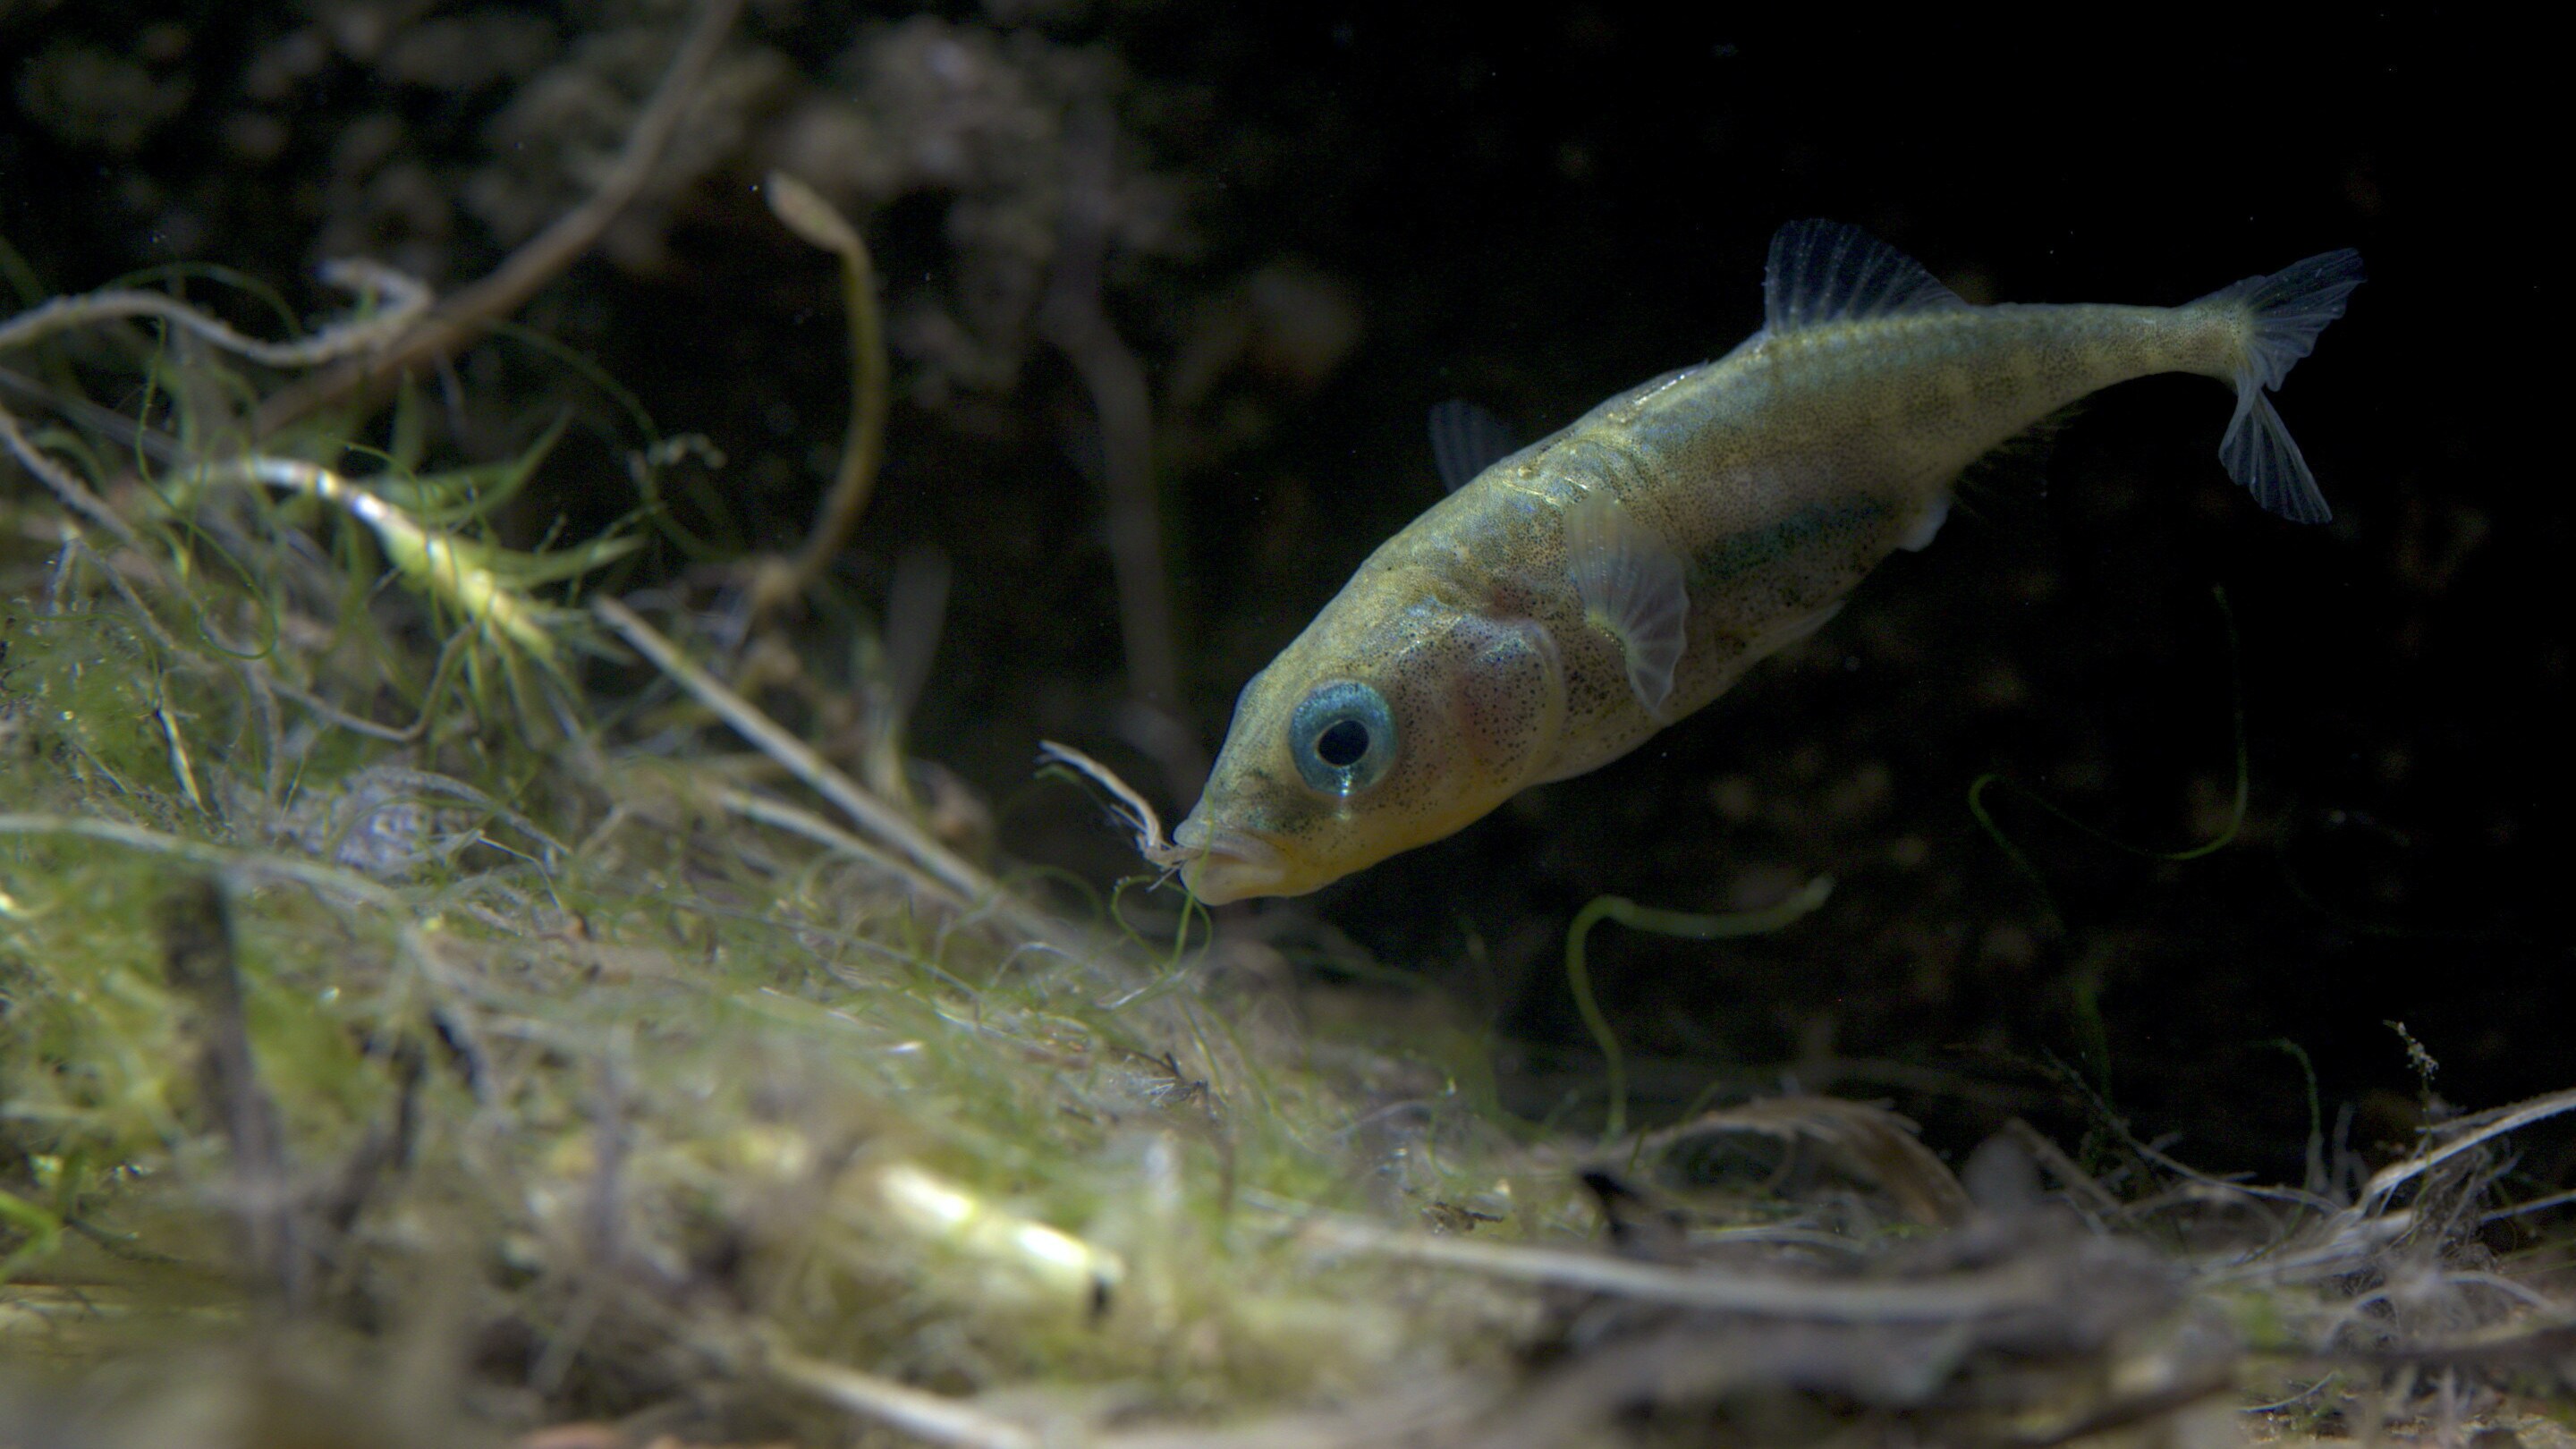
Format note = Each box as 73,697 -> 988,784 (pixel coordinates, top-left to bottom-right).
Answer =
1168,222 -> 2363,903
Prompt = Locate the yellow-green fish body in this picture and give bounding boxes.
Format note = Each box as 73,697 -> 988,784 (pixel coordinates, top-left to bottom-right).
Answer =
1168,222 -> 2363,903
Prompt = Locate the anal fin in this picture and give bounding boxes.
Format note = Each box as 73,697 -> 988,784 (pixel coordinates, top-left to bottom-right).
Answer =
1565,489 -> 1689,716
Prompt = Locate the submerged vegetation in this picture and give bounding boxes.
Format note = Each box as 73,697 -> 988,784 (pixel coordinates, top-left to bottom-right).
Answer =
0,3 -> 2568,1445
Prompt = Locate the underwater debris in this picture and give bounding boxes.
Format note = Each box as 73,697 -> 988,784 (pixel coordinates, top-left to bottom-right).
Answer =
1037,737 -> 1180,869
869,1160 -> 1125,1318
1634,1094 -> 1975,1230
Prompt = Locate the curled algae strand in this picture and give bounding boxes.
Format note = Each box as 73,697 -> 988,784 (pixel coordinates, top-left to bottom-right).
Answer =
1167,221 -> 2362,902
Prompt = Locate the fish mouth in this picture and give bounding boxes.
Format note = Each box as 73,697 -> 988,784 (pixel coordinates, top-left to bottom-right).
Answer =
1169,818 -> 1288,905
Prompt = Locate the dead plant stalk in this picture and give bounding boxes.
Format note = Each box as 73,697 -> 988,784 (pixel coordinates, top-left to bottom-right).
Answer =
247,0 -> 747,437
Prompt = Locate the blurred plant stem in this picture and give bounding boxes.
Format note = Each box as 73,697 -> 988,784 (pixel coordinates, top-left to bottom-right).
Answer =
249,0 -> 746,439
1039,105 -> 1204,804
750,172 -> 890,621
158,874 -> 301,1302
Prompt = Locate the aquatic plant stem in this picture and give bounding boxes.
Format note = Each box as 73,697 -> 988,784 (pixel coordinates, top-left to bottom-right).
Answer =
1,259 -> 432,565
158,875 -> 301,1301
1038,105 -> 1201,798
717,786 -> 964,909
1564,877 -> 1835,1142
0,259 -> 428,369
0,813 -> 409,911
1967,584 -> 2250,903
0,1188 -> 62,1281
200,456 -> 572,663
768,1346 -> 1041,1448
2358,1086 -> 2576,1216
1298,1208 -> 2063,1319
594,597 -> 1002,911
751,174 -> 889,616
0,401 -> 139,549
249,0 -> 746,438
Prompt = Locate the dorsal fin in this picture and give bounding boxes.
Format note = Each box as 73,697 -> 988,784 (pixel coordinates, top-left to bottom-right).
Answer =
1764,220 -> 1965,334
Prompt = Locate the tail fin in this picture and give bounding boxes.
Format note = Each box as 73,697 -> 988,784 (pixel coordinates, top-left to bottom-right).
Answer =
2194,249 -> 2365,524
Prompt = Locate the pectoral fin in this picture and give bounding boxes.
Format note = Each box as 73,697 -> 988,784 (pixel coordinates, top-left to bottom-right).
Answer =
1565,489 -> 1689,716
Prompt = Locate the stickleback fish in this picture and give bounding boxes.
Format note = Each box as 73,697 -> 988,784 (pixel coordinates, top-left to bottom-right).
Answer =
1160,221 -> 2364,903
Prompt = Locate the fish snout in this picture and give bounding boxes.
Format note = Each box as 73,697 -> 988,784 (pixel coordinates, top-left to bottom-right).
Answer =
1171,816 -> 1288,905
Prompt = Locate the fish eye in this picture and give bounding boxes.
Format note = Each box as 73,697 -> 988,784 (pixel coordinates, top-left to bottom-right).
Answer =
1289,680 -> 1397,796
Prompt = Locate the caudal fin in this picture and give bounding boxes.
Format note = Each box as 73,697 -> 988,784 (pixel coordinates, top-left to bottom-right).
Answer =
2194,249 -> 2366,524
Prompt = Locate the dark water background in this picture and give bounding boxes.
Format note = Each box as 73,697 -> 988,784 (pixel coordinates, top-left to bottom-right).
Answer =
3,4 -> 2560,1178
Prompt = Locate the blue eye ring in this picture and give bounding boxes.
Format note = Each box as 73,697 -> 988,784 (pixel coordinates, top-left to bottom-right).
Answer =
1289,680 -> 1397,797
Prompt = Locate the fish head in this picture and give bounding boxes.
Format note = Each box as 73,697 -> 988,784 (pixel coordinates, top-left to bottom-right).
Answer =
1168,572 -> 1564,903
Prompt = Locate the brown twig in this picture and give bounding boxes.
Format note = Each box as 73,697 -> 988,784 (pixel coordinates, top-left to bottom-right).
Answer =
768,1345 -> 1043,1449
158,874 -> 301,1301
1631,1096 -> 1973,1228
0,258 -> 428,369
1038,105 -> 1202,798
1294,1210 -> 2072,1321
2360,1086 -> 2576,1216
750,172 -> 890,616
593,596 -> 996,905
250,0 -> 746,437
1996,1372 -> 2239,1449
0,400 -> 140,549
1036,738 -> 1178,862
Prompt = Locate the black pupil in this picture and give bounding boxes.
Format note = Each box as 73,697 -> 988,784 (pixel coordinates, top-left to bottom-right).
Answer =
1314,718 -> 1371,768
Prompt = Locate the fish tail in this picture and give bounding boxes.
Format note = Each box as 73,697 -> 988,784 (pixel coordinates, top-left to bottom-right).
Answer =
2190,249 -> 2366,524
